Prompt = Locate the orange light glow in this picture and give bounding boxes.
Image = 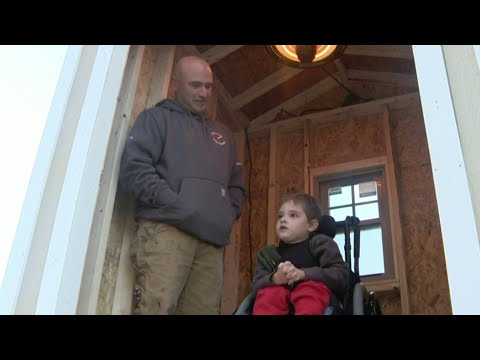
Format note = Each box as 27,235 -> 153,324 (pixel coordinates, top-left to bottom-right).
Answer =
273,45 -> 339,63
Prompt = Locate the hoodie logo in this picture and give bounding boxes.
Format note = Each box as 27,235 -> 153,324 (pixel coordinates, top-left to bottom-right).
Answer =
211,132 -> 226,145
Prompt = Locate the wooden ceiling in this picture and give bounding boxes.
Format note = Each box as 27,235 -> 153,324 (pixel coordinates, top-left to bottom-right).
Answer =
187,45 -> 418,132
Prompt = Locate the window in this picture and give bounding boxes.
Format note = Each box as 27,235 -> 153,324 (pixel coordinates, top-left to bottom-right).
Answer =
312,158 -> 398,288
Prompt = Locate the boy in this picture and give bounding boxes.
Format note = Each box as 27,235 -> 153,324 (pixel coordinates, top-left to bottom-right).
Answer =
251,193 -> 349,315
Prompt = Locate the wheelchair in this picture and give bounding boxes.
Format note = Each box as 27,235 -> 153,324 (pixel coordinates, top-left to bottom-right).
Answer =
234,215 -> 382,315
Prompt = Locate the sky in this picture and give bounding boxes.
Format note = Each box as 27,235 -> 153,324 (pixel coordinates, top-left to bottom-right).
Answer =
0,45 -> 68,284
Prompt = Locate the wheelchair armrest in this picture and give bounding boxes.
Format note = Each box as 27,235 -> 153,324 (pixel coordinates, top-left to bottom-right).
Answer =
233,292 -> 255,315
324,293 -> 344,315
323,306 -> 337,315
353,282 -> 367,315
352,282 -> 383,315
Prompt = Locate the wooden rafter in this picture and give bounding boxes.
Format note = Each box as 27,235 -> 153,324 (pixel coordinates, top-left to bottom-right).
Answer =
249,74 -> 339,129
248,92 -> 420,134
347,69 -> 418,88
231,67 -> 303,110
334,58 -> 349,84
200,45 -> 244,65
344,45 -> 414,59
211,75 -> 250,128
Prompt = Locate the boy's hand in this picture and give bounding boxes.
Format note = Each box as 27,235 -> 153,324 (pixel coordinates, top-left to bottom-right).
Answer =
271,262 -> 291,285
285,265 -> 306,285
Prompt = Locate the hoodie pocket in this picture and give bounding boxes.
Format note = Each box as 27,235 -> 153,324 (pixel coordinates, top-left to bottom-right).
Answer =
177,177 -> 235,245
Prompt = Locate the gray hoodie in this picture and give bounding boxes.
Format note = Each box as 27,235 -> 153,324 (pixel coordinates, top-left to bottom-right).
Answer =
119,99 -> 245,246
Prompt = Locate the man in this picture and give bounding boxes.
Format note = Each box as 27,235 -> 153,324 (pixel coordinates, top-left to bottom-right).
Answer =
119,55 -> 245,314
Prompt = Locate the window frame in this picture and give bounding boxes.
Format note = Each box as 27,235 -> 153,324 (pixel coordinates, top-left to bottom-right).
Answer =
310,156 -> 404,293
318,169 -> 393,282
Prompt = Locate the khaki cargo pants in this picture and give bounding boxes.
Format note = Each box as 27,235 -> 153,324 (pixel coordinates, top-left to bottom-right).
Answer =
130,219 -> 224,315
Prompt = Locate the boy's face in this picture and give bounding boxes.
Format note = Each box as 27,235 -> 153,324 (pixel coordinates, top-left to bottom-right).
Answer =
276,200 -> 318,244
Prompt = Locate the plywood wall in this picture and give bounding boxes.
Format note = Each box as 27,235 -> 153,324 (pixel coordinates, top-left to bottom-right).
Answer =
237,98 -> 450,314
237,130 -> 271,303
276,124 -> 305,203
309,112 -> 387,168
389,105 -> 452,314
376,290 -> 402,314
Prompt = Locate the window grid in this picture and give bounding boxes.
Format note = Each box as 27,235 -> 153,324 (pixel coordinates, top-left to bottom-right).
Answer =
321,173 -> 387,278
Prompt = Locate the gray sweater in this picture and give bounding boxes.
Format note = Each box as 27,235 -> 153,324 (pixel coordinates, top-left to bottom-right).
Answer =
119,99 -> 245,246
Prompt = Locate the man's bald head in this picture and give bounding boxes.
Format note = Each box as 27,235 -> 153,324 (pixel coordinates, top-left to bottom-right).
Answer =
173,56 -> 211,79
172,56 -> 213,115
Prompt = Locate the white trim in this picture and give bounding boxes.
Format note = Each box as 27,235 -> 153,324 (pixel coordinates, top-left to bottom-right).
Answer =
77,45 -> 145,314
0,46 -> 84,314
473,45 -> 480,68
35,45 -> 130,314
413,45 -> 480,314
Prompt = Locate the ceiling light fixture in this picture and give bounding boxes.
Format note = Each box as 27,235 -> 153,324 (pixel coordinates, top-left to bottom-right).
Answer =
266,45 -> 346,68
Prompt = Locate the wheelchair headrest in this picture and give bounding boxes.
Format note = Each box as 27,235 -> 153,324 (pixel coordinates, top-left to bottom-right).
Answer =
317,215 -> 337,239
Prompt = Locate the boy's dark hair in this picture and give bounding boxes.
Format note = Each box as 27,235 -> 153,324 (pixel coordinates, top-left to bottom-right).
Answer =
279,192 -> 322,224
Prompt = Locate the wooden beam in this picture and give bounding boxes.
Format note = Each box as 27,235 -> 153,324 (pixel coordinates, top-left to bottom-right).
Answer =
183,45 -> 250,129
249,74 -> 339,129
304,120 -> 311,194
381,108 -> 410,314
212,74 -> 250,128
344,45 -> 414,59
335,59 -> 375,102
248,92 -> 420,134
231,67 -> 303,110
334,58 -> 349,84
347,69 -> 418,88
146,45 -> 176,108
111,200 -> 137,314
267,126 -> 278,245
220,130 -> 245,315
200,45 -> 244,65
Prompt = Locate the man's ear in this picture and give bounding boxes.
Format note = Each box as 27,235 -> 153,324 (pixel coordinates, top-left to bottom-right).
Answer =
171,77 -> 178,92
308,218 -> 319,233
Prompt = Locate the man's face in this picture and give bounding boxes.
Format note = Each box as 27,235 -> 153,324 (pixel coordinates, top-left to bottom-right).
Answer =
173,60 -> 213,115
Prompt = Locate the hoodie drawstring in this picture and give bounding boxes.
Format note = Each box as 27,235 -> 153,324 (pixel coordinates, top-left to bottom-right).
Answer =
202,116 -> 207,138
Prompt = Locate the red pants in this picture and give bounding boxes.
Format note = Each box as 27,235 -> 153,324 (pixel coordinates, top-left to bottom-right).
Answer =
252,280 -> 331,315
